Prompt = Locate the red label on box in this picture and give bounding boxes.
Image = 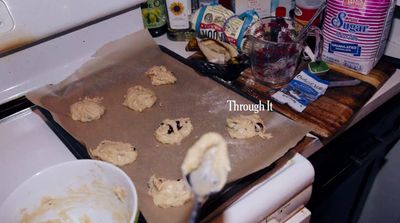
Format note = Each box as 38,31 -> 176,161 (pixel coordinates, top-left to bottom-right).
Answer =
343,0 -> 365,8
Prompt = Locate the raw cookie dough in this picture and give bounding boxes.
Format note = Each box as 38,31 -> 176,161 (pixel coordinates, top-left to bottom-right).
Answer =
145,65 -> 177,86
226,114 -> 272,139
113,186 -> 127,202
91,140 -> 138,166
70,97 -> 105,122
154,118 -> 193,144
123,85 -> 157,112
147,175 -> 192,208
181,132 -> 231,196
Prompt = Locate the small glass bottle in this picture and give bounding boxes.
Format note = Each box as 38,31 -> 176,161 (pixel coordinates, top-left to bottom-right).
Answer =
141,0 -> 168,37
165,0 -> 196,41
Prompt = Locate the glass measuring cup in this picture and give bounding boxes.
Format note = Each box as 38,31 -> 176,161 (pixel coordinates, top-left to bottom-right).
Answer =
247,17 -> 322,89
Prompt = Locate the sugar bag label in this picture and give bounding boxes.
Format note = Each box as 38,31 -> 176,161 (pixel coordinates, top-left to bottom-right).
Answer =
321,0 -> 395,74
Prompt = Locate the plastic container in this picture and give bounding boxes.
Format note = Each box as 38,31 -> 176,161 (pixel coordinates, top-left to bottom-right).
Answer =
294,0 -> 324,26
271,0 -> 295,17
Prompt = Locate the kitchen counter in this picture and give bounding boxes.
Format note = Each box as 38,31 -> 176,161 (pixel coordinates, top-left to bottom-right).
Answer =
296,68 -> 400,157
0,7 -> 399,221
153,34 -> 400,158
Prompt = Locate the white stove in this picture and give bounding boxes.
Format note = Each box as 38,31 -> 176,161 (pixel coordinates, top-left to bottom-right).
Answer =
0,2 -> 314,222
0,108 -> 75,202
0,0 -> 142,53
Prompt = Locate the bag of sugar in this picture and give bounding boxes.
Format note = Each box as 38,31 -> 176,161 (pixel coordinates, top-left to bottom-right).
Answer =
322,0 -> 395,74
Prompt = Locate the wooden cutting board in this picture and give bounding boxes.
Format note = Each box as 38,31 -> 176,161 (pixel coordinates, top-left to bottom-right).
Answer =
230,61 -> 396,138
188,52 -> 396,138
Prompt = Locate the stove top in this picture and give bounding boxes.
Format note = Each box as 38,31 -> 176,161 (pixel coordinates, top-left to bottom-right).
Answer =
0,0 -> 144,54
0,109 -> 75,203
0,6 -> 315,222
0,9 -> 143,105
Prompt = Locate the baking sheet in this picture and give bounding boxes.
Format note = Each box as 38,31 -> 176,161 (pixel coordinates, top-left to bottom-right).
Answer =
27,29 -> 310,223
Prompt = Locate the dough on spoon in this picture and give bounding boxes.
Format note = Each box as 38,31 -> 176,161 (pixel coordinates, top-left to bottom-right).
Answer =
70,97 -> 105,122
226,114 -> 272,139
123,85 -> 157,112
181,132 -> 231,196
147,175 -> 192,208
91,140 -> 138,166
154,118 -> 193,144
145,65 -> 177,86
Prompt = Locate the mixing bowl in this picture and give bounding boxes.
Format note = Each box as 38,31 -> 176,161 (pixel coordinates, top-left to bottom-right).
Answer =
0,160 -> 138,223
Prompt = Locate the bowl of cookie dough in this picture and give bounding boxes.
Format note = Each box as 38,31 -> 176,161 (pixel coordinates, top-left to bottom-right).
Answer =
0,160 -> 138,223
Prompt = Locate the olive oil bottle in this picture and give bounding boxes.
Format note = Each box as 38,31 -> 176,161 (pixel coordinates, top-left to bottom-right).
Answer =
141,0 -> 167,37
165,0 -> 196,41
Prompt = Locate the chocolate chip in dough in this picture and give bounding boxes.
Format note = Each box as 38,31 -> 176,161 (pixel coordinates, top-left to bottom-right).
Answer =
176,120 -> 183,130
255,122 -> 264,132
167,125 -> 174,134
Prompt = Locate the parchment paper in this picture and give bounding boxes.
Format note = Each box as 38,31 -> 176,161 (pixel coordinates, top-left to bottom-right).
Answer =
27,30 -> 310,223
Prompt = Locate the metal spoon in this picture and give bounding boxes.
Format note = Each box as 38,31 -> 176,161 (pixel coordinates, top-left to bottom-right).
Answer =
181,133 -> 231,223
295,1 -> 327,42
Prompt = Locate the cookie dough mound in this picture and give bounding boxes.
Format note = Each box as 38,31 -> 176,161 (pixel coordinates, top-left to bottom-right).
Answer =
70,97 -> 105,122
226,114 -> 272,139
123,85 -> 157,112
154,118 -> 193,144
91,140 -> 138,166
145,65 -> 177,86
147,175 -> 192,208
